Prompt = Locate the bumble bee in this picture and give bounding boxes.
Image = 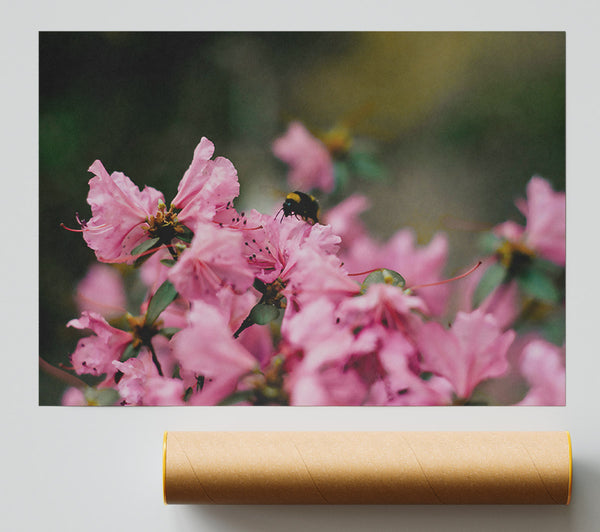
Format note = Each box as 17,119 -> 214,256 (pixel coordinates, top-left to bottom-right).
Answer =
280,191 -> 320,225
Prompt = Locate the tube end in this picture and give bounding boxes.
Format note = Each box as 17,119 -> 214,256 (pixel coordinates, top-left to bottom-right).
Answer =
566,431 -> 572,505
163,431 -> 168,505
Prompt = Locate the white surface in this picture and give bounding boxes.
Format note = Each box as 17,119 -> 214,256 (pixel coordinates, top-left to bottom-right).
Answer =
3,1 -> 600,531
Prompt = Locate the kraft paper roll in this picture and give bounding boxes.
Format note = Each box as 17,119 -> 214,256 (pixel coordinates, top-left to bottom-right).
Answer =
163,431 -> 572,505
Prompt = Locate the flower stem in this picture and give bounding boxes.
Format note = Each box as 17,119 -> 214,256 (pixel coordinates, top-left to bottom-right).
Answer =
167,245 -> 179,261
39,357 -> 88,389
147,342 -> 164,376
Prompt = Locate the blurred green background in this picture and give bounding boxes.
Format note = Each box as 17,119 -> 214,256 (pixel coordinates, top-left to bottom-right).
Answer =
39,32 -> 565,405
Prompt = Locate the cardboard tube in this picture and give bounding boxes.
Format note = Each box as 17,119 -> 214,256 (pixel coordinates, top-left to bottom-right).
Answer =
163,431 -> 572,505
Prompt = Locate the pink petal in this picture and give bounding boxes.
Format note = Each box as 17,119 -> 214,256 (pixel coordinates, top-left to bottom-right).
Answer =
83,160 -> 164,263
516,339 -> 565,405
76,264 -> 126,319
171,138 -> 240,228
523,177 -> 565,266
171,301 -> 257,404
418,310 -> 515,399
168,221 -> 255,302
273,122 -> 335,193
493,220 -> 525,242
171,137 -> 216,208
375,229 -> 450,316
68,311 -> 132,377
324,194 -> 370,248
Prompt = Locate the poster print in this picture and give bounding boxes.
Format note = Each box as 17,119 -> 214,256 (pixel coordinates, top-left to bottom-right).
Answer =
39,32 -> 565,406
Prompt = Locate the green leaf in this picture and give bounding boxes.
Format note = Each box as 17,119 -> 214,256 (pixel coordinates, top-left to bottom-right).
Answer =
348,151 -> 386,180
218,390 -> 255,406
120,342 -> 141,362
145,280 -> 178,325
176,225 -> 194,243
84,387 -> 120,406
531,257 -> 562,276
172,365 -> 181,380
478,232 -> 502,255
132,237 -> 162,267
517,268 -> 560,304
233,303 -> 280,338
333,160 -> 350,190
253,278 -> 267,294
160,259 -> 177,267
183,387 -> 193,402
540,313 -> 566,345
472,262 -> 506,307
361,268 -> 405,294
131,237 -> 160,256
249,303 -> 280,325
196,375 -> 205,392
157,327 -> 181,339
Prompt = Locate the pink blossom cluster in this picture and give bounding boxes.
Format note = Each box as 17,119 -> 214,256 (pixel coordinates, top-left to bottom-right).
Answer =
60,129 -> 566,406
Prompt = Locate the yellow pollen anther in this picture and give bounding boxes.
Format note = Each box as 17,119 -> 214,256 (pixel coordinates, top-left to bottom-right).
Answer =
496,240 -> 535,269
321,126 -> 353,158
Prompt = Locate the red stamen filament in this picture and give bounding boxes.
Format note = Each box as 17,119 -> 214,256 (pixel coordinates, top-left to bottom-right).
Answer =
60,223 -> 85,232
105,243 -> 182,264
240,225 -> 263,231
408,261 -> 482,291
348,267 -> 389,277
214,221 -> 264,231
132,243 -> 178,261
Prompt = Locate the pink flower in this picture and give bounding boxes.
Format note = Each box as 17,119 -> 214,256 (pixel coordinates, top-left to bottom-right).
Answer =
460,258 -> 520,329
281,297 -> 365,405
338,283 -> 428,337
61,387 -> 86,406
213,285 -> 261,333
68,311 -> 132,377
376,230 -> 449,316
478,282 -> 520,330
323,194 -> 370,250
113,351 -> 185,406
139,249 -> 171,293
516,339 -> 565,406
366,332 -> 453,406
291,365 -> 369,406
286,324 -> 375,406
417,309 -> 516,400
168,221 -> 255,303
272,122 -> 335,193
493,220 -> 524,243
282,247 -> 360,311
286,319 -> 450,406
283,298 -> 446,406
337,229 -> 450,316
282,298 -> 341,349
171,137 -> 240,228
170,301 -> 257,405
335,232 -> 380,275
494,176 -> 565,266
519,177 -> 566,266
283,298 -> 357,370
335,286 -> 427,378
81,160 -> 165,263
237,324 -> 275,367
368,374 -> 453,406
75,264 -> 126,319
242,211 -> 341,284
78,137 -> 241,264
